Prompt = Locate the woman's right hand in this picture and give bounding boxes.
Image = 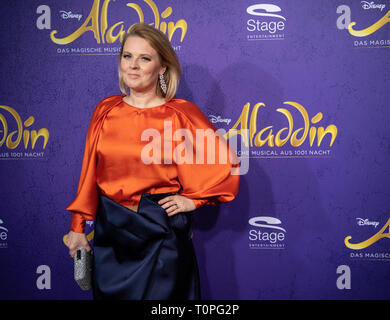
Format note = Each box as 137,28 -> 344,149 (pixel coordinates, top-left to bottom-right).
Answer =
65,231 -> 92,258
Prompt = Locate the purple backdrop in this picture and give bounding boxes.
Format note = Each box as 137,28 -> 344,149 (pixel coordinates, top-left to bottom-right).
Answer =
1,0 -> 390,299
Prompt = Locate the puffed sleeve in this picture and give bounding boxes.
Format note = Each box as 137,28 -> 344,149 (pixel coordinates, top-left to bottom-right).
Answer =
172,100 -> 240,209
66,96 -> 119,233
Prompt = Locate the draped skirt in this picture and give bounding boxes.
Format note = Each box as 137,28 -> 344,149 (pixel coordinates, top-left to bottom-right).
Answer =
92,192 -> 201,300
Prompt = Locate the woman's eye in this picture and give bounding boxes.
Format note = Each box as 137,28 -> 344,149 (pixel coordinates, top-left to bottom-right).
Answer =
122,54 -> 151,62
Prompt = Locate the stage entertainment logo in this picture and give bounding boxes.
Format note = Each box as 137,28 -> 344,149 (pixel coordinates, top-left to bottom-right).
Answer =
223,100 -> 338,160
248,216 -> 286,249
246,3 -> 287,41
36,0 -> 188,55
0,105 -> 49,160
336,2 -> 390,48
344,217 -> 390,261
0,219 -> 8,249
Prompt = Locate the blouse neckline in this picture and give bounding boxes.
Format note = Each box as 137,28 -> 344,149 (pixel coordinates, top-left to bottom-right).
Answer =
121,96 -> 168,110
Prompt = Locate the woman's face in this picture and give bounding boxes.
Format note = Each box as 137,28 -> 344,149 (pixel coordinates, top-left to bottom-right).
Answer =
120,36 -> 166,95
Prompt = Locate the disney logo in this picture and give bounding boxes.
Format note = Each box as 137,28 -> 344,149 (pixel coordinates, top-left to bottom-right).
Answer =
361,1 -> 386,11
209,115 -> 231,125
356,218 -> 379,228
60,10 -> 83,21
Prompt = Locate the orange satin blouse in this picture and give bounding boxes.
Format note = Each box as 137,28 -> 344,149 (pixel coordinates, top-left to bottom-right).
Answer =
67,95 -> 240,233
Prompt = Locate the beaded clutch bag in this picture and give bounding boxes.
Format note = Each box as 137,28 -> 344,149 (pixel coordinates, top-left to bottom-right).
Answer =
74,248 -> 92,290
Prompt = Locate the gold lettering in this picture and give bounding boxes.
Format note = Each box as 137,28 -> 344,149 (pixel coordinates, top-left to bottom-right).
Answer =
23,130 -> 30,149
249,103 -> 264,147
100,0 -> 112,43
126,3 -> 144,22
286,101 -> 309,147
316,125 -> 338,147
0,105 -> 22,149
167,20 -> 187,42
106,22 -> 124,43
345,218 -> 390,249
225,102 -> 251,146
225,101 -> 338,149
50,0 -> 101,44
309,113 -> 322,146
160,7 -> 172,34
50,0 -> 188,45
275,108 -> 293,146
24,116 -> 34,127
0,105 -> 49,150
254,126 -> 274,147
145,0 -> 159,29
348,10 -> 390,37
23,116 -> 34,149
30,129 -> 50,149
0,113 -> 8,147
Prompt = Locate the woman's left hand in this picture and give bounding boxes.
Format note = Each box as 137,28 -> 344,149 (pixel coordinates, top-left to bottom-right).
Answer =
158,194 -> 196,216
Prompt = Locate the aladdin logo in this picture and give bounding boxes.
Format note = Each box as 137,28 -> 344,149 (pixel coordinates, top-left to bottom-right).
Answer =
36,0 -> 188,45
361,1 -> 386,11
60,10 -> 83,21
246,3 -> 286,40
345,218 -> 390,249
0,105 -> 49,159
336,4 -> 390,37
224,101 -> 338,149
0,219 -> 8,249
248,216 -> 286,249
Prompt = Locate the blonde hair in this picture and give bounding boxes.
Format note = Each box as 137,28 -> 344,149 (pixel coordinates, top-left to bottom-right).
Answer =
118,23 -> 181,101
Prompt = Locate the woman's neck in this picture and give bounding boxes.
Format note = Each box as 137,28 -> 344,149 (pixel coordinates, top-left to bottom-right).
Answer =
124,90 -> 165,109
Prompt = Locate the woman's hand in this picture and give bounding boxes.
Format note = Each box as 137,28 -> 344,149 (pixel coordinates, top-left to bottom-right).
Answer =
158,194 -> 196,216
65,231 -> 92,258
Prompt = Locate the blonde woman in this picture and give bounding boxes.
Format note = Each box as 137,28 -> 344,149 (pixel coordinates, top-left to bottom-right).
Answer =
65,23 -> 240,300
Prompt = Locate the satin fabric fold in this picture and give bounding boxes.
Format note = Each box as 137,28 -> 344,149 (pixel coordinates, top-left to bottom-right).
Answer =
92,192 -> 200,300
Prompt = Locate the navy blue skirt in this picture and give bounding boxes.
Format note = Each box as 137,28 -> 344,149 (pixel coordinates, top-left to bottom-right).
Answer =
92,192 -> 201,300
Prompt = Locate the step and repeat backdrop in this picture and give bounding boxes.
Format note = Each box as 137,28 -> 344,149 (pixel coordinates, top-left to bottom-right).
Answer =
0,0 -> 389,299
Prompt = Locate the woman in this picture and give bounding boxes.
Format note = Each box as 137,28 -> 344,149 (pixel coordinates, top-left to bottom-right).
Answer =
65,23 -> 240,300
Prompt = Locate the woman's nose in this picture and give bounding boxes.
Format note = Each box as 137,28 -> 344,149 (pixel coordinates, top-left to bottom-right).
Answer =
129,58 -> 139,69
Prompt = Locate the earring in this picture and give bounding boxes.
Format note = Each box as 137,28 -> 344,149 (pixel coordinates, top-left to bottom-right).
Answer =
159,74 -> 167,94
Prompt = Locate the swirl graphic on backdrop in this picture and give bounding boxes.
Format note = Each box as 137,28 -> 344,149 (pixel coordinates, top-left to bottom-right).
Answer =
49,0 -> 188,45
348,10 -> 390,37
246,4 -> 286,21
248,216 -> 286,232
